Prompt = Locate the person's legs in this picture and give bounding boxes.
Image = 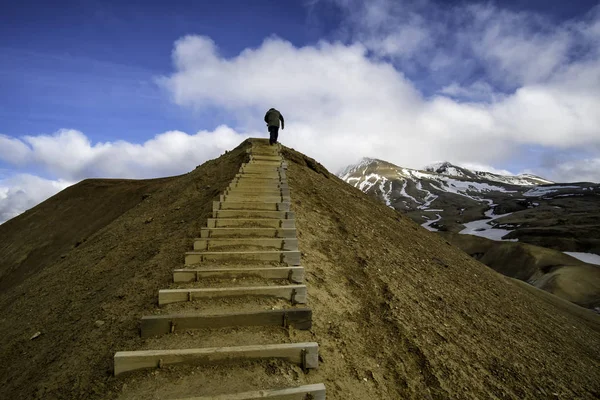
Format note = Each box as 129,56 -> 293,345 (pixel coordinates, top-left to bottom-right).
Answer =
268,126 -> 279,145
268,126 -> 274,145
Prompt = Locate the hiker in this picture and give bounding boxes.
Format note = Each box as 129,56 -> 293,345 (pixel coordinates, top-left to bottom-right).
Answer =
264,108 -> 285,145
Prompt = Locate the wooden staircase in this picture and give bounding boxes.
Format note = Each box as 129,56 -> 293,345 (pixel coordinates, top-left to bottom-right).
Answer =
114,140 -> 326,399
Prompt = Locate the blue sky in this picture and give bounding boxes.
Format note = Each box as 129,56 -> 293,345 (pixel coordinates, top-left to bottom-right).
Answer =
1,0 -> 316,141
1,0 -> 600,222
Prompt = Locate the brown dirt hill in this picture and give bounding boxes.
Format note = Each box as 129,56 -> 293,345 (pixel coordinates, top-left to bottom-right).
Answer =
0,139 -> 599,399
0,143 -> 247,399
440,232 -> 600,310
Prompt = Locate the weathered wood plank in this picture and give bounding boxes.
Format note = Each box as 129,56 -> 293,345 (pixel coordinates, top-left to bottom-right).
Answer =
228,182 -> 289,189
158,285 -> 307,306
234,173 -> 286,179
239,170 -> 286,176
185,250 -> 301,266
192,238 -> 298,251
224,188 -> 291,197
140,308 -> 312,338
172,383 -> 326,400
205,219 -> 295,229
241,165 -> 288,172
173,266 -> 304,283
212,201 -> 290,211
240,165 -> 285,171
212,210 -> 294,219
249,156 -> 283,161
235,172 -> 286,179
200,228 -> 297,238
220,195 -> 291,203
114,342 -> 319,375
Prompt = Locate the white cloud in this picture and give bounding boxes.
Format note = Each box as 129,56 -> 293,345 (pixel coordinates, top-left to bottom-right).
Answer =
158,32 -> 599,175
0,174 -> 75,224
0,134 -> 31,165
546,158 -> 600,183
2,0 -> 600,223
155,1 -> 600,183
0,126 -> 251,181
468,5 -> 574,85
0,127 -> 253,223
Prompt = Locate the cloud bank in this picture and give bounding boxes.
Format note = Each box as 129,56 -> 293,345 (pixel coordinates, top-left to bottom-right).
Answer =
0,127 -> 250,223
158,1 -> 600,177
0,174 -> 74,224
1,0 -> 599,223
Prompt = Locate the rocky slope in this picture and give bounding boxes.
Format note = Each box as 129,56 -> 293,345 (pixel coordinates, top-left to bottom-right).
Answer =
339,158 -> 600,254
1,140 -> 599,399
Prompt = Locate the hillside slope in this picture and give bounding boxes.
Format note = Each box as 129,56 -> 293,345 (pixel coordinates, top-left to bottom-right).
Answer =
0,144 -> 247,399
440,232 -> 600,310
0,139 -> 598,399
284,147 -> 600,399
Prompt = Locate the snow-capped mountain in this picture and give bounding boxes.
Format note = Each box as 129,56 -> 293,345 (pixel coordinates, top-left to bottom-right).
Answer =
339,158 -> 600,251
339,158 -> 550,211
423,161 -> 553,186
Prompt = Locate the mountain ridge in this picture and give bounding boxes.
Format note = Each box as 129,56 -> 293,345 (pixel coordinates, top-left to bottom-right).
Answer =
339,157 -> 600,254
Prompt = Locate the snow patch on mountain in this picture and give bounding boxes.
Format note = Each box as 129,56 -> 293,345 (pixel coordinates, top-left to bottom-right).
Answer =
415,181 -> 438,209
400,181 -> 420,205
423,161 -> 553,186
421,213 -> 442,231
459,206 -> 517,241
523,185 -> 582,197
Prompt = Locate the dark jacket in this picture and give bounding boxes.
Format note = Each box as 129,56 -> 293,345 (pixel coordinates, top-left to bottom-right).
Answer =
264,108 -> 284,128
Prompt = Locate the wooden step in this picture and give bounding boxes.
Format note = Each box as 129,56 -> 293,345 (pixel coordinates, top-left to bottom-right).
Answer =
230,178 -> 287,184
219,195 -> 291,203
237,173 -> 286,180
233,172 -> 285,178
212,210 -> 294,219
243,161 -> 288,169
250,156 -> 283,161
228,182 -> 289,189
247,148 -> 280,154
240,168 -> 285,174
140,308 -> 312,338
200,228 -> 297,238
185,250 -> 301,265
239,168 -> 285,174
206,218 -> 295,229
229,182 -> 287,190
248,154 -> 281,159
227,184 -> 288,192
174,266 -> 304,283
224,188 -> 290,197
193,237 -> 298,251
114,342 -> 319,376
171,383 -> 326,400
173,266 -> 304,283
241,161 -> 288,171
250,155 -> 283,161
213,201 -> 290,211
235,173 -> 285,179
158,284 -> 307,305
241,164 -> 285,170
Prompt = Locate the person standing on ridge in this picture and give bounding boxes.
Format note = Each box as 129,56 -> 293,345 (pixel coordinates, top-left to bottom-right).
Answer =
264,108 -> 284,145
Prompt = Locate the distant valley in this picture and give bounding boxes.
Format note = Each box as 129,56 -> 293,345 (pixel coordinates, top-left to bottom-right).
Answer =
339,158 -> 600,255
339,158 -> 600,310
